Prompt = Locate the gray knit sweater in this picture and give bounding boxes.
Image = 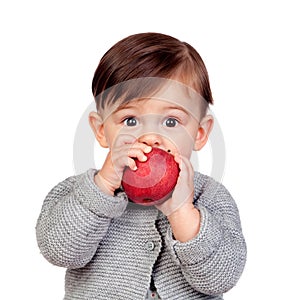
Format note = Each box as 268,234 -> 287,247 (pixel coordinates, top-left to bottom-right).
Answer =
36,169 -> 246,299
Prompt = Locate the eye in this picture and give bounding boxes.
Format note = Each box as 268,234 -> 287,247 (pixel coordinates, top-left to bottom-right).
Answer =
163,117 -> 178,128
123,117 -> 138,127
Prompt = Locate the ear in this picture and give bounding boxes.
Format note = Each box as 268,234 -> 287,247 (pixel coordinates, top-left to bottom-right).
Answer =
194,115 -> 214,151
88,111 -> 109,148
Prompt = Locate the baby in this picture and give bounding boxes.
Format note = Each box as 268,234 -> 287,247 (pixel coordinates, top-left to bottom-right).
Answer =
36,32 -> 246,299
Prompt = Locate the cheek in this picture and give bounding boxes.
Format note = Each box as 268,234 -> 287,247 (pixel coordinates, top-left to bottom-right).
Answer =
103,127 -> 117,148
164,129 -> 195,157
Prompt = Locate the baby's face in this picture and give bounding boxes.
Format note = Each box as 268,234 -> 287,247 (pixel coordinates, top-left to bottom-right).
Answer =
101,81 -> 206,158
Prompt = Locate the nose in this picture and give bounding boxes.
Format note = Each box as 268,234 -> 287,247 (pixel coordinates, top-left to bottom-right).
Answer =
138,133 -> 162,147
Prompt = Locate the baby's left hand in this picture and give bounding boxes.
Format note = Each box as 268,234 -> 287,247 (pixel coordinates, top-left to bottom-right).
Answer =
155,153 -> 195,216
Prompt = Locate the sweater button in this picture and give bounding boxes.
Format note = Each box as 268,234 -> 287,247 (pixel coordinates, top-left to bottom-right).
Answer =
146,241 -> 155,251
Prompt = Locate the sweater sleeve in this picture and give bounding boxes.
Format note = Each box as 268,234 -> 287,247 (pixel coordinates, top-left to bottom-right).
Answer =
165,173 -> 247,295
36,169 -> 128,269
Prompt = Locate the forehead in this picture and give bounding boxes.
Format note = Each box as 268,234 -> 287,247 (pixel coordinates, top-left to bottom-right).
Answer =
151,80 -> 203,117
99,78 -> 206,121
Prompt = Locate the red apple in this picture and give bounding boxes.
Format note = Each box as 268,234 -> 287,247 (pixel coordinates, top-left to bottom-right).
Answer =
121,148 -> 180,206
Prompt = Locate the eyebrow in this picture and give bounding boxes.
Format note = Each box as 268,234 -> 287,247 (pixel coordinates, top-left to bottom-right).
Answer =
111,103 -> 191,117
112,105 -> 137,114
162,105 -> 190,117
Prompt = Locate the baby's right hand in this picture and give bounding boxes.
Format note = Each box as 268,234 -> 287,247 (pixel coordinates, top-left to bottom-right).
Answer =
94,135 -> 152,196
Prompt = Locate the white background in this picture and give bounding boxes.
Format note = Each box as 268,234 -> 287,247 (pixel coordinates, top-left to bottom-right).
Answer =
1,0 -> 299,299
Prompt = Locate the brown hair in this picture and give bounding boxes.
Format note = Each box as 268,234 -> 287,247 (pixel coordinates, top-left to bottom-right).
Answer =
92,32 -> 213,111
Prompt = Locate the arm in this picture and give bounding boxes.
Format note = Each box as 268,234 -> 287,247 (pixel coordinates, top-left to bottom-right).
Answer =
36,169 -> 128,269
165,173 -> 247,295
36,133 -> 151,269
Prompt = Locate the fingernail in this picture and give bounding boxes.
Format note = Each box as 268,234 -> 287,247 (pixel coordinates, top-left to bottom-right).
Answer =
144,146 -> 152,153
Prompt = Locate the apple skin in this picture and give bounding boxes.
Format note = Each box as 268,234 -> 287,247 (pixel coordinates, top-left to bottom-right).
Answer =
121,148 -> 180,206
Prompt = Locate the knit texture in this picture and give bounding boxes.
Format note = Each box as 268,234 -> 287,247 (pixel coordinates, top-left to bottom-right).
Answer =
36,169 -> 246,299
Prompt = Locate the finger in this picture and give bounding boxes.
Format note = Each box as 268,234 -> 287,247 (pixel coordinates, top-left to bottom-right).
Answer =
114,139 -> 151,156
181,156 -> 194,177
112,154 -> 138,175
174,154 -> 194,178
112,145 -> 150,170
127,147 -> 148,162
173,152 -> 182,166
127,157 -> 138,171
111,144 -> 150,173
131,142 -> 152,154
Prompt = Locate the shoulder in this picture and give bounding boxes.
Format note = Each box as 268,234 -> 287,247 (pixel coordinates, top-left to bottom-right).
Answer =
193,171 -> 222,195
193,171 -> 236,210
45,169 -> 97,199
